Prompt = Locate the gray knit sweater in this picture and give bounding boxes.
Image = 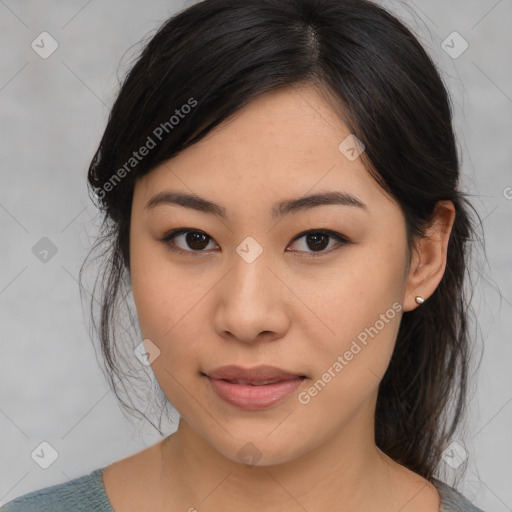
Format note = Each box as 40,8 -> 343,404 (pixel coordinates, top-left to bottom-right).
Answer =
1,466 -> 486,511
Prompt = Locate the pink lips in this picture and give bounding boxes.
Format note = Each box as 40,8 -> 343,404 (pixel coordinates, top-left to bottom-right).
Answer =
204,365 -> 306,410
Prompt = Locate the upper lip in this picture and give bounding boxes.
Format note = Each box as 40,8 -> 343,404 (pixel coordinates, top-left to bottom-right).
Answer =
204,365 -> 304,382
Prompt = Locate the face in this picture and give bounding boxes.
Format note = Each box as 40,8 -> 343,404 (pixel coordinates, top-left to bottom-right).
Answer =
129,85 -> 413,466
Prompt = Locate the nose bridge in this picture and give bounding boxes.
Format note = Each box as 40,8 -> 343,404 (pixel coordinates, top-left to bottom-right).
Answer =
230,238 -> 274,306
213,237 -> 288,342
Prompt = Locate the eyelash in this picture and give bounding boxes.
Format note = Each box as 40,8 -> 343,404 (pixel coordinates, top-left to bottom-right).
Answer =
160,228 -> 349,258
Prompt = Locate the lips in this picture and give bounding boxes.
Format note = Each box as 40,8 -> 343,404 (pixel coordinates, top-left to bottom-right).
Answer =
205,365 -> 304,383
203,365 -> 306,410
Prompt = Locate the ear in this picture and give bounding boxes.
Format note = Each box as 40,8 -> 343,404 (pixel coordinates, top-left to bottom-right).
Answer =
402,200 -> 456,312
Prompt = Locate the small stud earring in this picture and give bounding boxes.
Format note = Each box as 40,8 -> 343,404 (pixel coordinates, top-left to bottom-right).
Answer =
415,296 -> 425,305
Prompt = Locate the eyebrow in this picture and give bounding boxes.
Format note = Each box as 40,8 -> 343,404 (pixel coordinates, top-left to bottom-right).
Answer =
145,190 -> 367,219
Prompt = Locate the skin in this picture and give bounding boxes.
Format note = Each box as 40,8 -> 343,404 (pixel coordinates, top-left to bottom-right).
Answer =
102,84 -> 455,512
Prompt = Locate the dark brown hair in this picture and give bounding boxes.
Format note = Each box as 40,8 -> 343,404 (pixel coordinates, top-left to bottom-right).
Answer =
80,0 -> 483,482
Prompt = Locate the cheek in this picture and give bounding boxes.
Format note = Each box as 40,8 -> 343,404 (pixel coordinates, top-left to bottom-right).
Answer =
132,276 -> 208,372
295,236 -> 406,388
132,274 -> 207,416
130,247 -> 213,392
295,301 -> 402,426
129,230 -> 199,340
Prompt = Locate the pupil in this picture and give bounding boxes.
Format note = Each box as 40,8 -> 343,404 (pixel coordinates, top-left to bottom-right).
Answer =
187,232 -> 208,250
307,233 -> 328,251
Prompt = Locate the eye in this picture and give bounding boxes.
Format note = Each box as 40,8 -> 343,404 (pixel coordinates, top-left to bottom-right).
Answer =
287,229 -> 348,257
160,228 -> 349,257
161,228 -> 219,256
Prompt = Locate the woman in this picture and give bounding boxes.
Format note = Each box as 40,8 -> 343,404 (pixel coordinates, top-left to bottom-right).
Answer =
2,0 -> 487,510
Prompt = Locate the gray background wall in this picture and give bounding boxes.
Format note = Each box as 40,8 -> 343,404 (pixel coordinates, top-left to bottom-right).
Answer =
1,1 -> 511,510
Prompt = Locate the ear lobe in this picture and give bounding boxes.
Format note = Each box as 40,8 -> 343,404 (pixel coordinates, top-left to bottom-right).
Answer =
402,200 -> 456,312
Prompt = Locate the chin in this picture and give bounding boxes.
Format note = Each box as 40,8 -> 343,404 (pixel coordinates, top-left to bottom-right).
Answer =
208,433 -> 308,468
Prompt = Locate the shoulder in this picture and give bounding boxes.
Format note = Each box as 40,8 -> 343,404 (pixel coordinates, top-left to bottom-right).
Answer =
1,467 -> 113,512
433,478 -> 487,512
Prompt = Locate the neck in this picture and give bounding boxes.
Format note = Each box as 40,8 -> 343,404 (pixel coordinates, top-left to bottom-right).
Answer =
157,401 -> 406,511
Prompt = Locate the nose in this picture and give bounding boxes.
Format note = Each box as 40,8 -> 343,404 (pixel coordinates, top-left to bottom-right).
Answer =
212,251 -> 290,344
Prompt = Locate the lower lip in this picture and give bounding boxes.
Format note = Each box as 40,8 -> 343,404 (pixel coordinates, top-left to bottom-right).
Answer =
206,376 -> 305,410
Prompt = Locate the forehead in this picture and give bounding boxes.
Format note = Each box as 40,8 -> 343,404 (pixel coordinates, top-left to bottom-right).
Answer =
173,85 -> 351,176
134,85 -> 394,214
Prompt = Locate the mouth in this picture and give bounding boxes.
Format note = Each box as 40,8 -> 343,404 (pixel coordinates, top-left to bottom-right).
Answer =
202,365 -> 307,410
218,378 -> 296,386
204,364 -> 306,382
